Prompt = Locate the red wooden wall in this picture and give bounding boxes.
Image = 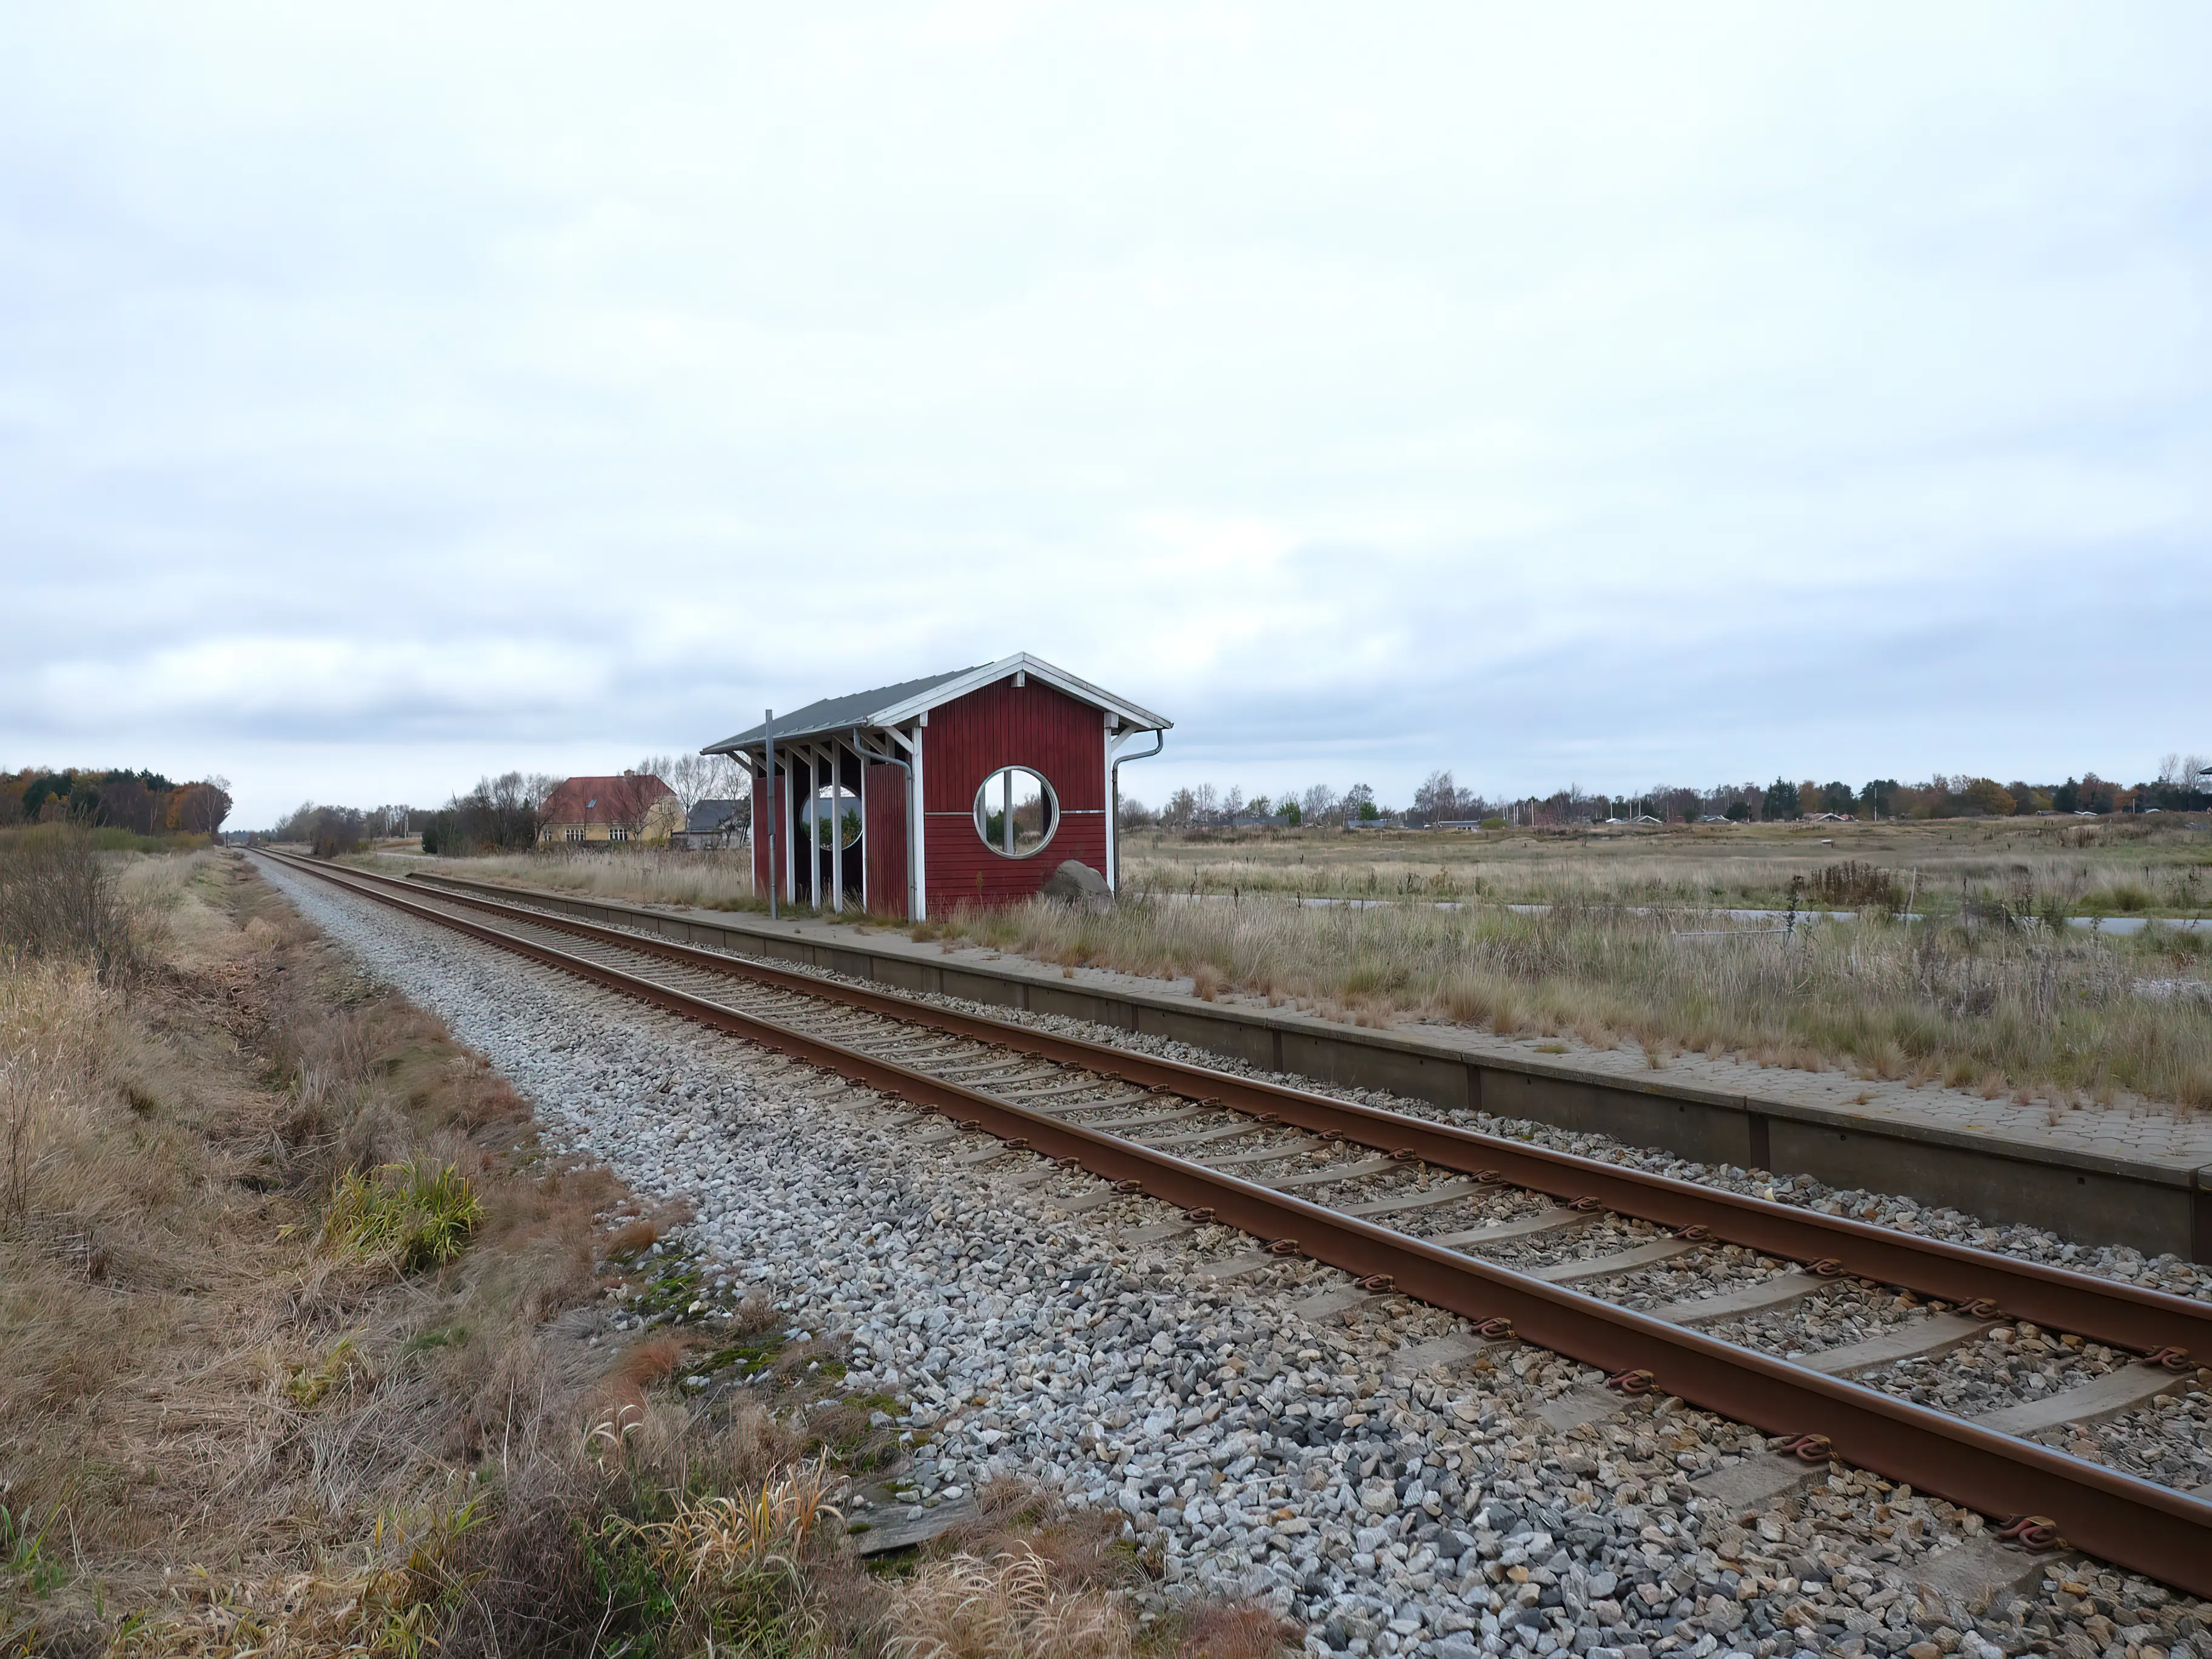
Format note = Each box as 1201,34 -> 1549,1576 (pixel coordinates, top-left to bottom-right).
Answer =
864,760 -> 908,916
751,771 -> 786,899
922,678 -> 1107,913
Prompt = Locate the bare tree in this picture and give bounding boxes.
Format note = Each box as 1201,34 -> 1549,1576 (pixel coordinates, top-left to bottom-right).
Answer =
642,752 -> 748,817
652,752 -> 707,813
709,752 -> 749,805
1412,769 -> 1457,825
635,754 -> 683,805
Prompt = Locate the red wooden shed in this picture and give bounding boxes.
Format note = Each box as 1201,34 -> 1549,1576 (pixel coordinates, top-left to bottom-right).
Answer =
703,653 -> 1170,919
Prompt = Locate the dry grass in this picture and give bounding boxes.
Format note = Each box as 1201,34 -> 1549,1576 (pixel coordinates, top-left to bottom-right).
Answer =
644,1458 -> 845,1586
1122,813 -> 2212,916
0,846 -> 1296,1657
360,843 -> 763,913
0,848 -> 626,1651
886,1547 -> 1130,1659
1171,1602 -> 1305,1659
882,1487 -> 1295,1659
0,824 -> 155,982
931,885 -> 2212,1112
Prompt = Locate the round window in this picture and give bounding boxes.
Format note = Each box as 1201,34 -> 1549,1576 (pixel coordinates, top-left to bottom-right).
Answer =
973,766 -> 1058,859
809,786 -> 861,850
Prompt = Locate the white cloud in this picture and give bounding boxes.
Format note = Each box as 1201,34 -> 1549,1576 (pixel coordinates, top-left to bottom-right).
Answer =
1,4 -> 2208,825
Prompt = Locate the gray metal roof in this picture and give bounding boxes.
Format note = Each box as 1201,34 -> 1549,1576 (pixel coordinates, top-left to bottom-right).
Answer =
703,652 -> 1173,756
702,667 -> 981,753
685,799 -> 742,833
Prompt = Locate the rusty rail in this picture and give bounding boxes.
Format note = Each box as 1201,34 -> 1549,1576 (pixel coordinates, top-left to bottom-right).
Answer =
307,853 -> 2212,1360
257,850 -> 2212,1596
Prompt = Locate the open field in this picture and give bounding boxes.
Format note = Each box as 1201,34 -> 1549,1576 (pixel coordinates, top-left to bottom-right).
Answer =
361,816 -> 2212,1113
2,836 -> 1212,1657
1122,814 -> 2212,917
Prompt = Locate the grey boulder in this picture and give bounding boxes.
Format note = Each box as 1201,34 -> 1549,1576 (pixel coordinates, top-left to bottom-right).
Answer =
1040,859 -> 1111,908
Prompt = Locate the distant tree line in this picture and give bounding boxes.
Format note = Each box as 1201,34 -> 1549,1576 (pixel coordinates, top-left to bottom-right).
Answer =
0,767 -> 233,837
266,774 -> 551,858
267,800 -> 417,857
1122,752 -> 2211,832
418,773 -> 554,856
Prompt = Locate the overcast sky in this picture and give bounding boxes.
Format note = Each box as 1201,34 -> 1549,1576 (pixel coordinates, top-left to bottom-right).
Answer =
4,5 -> 2207,827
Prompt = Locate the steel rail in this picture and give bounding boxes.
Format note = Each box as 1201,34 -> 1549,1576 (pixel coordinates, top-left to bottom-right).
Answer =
301,854 -> 2212,1362
258,850 -> 2212,1596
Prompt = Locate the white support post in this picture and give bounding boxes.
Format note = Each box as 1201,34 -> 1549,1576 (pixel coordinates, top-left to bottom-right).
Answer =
909,725 -> 926,919
807,744 -> 825,910
830,737 -> 845,914
857,735 -> 868,915
780,755 -> 795,906
796,745 -> 817,908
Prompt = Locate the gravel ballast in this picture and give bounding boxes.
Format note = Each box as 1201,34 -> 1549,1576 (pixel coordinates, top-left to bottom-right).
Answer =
260,859 -> 2212,1659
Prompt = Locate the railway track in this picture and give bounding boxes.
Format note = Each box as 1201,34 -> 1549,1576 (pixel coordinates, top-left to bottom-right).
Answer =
256,849 -> 2212,1597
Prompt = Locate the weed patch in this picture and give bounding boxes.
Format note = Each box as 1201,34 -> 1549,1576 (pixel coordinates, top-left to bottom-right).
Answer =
321,1158 -> 484,1272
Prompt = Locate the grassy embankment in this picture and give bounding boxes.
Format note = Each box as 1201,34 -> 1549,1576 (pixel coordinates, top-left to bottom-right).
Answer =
375,819 -> 2212,1113
1,828 -> 1276,1658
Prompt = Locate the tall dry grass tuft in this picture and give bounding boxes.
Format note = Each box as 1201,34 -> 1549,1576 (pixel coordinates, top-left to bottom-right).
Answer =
0,825 -> 149,982
886,1545 -> 1131,1659
637,1456 -> 843,1595
1175,1600 -> 1307,1659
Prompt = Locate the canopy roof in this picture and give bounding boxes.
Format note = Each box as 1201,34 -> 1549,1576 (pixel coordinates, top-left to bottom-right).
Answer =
702,652 -> 1171,754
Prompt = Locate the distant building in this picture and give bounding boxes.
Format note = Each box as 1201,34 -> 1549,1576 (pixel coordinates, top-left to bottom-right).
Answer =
672,798 -> 747,850
537,774 -> 681,845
